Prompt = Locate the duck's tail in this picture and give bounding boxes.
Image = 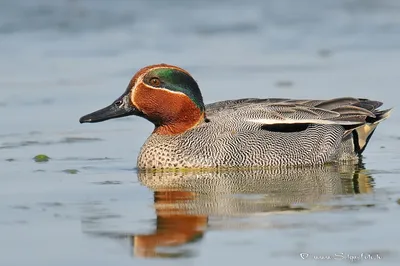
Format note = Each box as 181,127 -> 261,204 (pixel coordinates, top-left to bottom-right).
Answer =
352,108 -> 393,155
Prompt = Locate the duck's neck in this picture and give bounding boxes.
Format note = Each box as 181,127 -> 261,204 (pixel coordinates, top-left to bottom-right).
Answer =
154,109 -> 205,135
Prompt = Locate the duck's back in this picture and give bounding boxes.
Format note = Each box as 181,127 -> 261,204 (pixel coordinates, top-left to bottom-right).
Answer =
137,97 -> 391,169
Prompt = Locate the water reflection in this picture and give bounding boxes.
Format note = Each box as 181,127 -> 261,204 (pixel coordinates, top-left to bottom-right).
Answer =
88,163 -> 373,258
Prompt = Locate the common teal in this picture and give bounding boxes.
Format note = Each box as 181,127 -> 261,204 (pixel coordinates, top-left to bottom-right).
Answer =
79,64 -> 392,170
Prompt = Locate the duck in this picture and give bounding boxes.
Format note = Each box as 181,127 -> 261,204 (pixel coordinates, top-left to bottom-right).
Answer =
79,64 -> 392,170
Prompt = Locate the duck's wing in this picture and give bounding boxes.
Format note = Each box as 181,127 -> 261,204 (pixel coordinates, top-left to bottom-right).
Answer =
206,97 -> 391,127
205,98 -> 289,116
205,97 -> 392,155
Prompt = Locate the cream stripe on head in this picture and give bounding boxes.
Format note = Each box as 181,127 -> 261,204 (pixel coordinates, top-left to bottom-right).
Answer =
131,64 -> 192,108
132,64 -> 191,94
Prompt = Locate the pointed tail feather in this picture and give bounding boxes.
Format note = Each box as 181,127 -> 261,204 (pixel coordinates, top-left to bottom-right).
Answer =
352,108 -> 392,154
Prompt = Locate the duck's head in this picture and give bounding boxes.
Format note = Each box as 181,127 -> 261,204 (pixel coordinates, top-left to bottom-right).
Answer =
79,64 -> 206,135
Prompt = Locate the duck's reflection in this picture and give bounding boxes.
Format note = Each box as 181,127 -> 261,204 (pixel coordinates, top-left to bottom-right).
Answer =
89,163 -> 374,258
132,190 -> 207,258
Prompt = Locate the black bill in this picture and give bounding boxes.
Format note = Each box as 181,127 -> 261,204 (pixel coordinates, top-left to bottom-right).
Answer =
79,95 -> 139,123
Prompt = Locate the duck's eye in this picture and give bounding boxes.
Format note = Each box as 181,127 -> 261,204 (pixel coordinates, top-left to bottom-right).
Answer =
115,100 -> 123,106
149,77 -> 161,87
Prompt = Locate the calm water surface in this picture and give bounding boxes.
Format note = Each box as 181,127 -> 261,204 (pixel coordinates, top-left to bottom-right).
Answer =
1,0 -> 400,265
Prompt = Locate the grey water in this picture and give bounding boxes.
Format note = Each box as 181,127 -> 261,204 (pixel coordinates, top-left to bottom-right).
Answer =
1,0 -> 400,265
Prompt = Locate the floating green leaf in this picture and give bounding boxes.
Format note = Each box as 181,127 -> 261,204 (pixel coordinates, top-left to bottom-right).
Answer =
33,154 -> 50,163
62,169 -> 79,174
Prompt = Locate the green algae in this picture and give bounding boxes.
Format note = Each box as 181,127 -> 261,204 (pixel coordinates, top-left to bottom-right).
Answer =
33,154 -> 50,163
62,169 -> 79,174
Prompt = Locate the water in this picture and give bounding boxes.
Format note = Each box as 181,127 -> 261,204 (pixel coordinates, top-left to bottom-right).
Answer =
1,0 -> 400,265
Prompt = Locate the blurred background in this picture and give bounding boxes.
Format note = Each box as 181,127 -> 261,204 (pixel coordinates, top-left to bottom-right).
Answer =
1,0 -> 400,265
1,0 -> 399,134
